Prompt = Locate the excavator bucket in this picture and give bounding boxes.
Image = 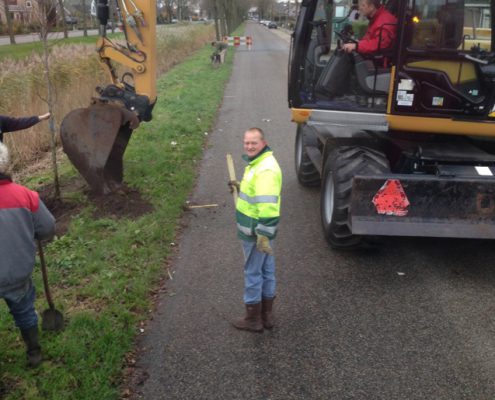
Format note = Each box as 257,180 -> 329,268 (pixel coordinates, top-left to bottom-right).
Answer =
60,102 -> 140,195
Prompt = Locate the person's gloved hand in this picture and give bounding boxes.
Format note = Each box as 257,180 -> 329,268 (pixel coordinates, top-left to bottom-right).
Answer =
228,180 -> 240,194
256,235 -> 273,255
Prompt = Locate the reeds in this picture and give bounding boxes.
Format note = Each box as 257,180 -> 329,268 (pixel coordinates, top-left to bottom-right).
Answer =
0,24 -> 215,170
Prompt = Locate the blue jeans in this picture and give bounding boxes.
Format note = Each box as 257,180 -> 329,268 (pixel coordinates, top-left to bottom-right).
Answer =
241,240 -> 276,304
3,280 -> 38,330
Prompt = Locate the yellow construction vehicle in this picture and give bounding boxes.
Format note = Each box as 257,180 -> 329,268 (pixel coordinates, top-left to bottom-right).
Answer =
60,0 -> 156,194
289,0 -> 495,248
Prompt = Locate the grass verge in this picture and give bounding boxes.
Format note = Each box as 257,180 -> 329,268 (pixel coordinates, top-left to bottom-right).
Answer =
0,39 -> 236,399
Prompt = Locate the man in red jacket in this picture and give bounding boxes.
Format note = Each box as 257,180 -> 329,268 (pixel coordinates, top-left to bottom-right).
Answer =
342,0 -> 397,55
0,143 -> 55,367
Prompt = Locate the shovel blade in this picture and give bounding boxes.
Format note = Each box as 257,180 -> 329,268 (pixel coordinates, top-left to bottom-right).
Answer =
60,102 -> 139,195
41,308 -> 64,332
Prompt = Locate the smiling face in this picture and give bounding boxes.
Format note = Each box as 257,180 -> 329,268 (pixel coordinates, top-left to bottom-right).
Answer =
243,129 -> 266,159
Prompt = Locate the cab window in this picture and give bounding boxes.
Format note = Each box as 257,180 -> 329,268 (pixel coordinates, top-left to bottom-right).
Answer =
408,0 -> 492,50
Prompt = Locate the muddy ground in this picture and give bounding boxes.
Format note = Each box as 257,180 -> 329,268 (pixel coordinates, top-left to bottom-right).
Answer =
38,176 -> 154,237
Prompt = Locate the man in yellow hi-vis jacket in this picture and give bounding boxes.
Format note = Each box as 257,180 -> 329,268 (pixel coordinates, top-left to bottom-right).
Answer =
230,127 -> 282,333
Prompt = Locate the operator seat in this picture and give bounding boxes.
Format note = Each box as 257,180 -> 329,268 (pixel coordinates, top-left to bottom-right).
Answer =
353,20 -> 398,96
354,54 -> 391,95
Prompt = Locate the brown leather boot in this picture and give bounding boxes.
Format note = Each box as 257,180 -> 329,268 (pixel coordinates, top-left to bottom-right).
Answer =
261,297 -> 275,329
232,303 -> 263,332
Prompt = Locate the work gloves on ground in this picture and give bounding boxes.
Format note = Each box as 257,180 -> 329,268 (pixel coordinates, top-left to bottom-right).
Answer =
256,234 -> 273,255
228,180 -> 240,194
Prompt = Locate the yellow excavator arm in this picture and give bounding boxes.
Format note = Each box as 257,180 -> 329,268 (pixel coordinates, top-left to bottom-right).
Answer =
60,0 -> 157,194
95,0 -> 157,121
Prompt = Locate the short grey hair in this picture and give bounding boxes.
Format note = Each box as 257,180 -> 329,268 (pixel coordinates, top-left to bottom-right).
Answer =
366,0 -> 381,8
0,142 -> 10,174
246,127 -> 265,140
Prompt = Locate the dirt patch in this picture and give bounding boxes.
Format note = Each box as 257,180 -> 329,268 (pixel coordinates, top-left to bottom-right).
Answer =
39,176 -> 85,237
38,176 -> 154,237
88,185 -> 154,220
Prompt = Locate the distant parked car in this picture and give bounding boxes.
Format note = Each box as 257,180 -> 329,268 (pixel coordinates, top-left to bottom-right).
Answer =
65,16 -> 78,25
268,21 -> 277,29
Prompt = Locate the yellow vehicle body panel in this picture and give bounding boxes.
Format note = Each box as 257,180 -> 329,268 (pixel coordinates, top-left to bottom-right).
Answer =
406,60 -> 477,84
386,114 -> 495,137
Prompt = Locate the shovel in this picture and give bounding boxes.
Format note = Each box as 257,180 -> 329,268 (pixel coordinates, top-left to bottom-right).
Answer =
37,241 -> 64,332
226,154 -> 238,205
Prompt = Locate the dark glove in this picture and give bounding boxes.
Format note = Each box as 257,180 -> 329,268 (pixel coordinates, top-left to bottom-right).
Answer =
228,180 -> 240,194
256,235 -> 273,255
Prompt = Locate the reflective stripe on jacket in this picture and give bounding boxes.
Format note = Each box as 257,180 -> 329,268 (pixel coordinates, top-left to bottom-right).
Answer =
236,148 -> 282,241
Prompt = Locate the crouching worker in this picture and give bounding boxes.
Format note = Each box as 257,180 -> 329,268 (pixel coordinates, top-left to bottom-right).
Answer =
229,128 -> 282,332
210,40 -> 228,64
0,143 -> 55,367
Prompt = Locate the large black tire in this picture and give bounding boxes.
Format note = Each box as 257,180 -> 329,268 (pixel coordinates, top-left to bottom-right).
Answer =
320,146 -> 390,249
295,125 -> 321,187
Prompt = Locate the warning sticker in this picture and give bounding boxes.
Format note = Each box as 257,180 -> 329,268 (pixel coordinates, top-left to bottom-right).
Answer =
372,179 -> 410,216
397,90 -> 414,106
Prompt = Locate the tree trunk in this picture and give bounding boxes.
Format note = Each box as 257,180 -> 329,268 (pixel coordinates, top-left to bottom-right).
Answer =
57,0 -> 68,38
39,0 -> 61,198
109,0 -> 115,33
213,0 -> 220,41
2,0 -> 16,44
82,0 -> 88,37
222,0 -> 231,34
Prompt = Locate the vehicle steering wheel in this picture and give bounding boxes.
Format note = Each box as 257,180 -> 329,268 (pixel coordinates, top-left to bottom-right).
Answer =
334,30 -> 358,44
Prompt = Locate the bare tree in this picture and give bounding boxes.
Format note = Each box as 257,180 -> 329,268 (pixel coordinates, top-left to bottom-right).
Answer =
1,0 -> 16,44
160,0 -> 174,23
82,0 -> 88,36
213,0 -> 220,39
203,0 -> 249,39
57,0 -> 69,38
35,0 -> 61,198
257,0 -> 274,20
109,0 -> 116,32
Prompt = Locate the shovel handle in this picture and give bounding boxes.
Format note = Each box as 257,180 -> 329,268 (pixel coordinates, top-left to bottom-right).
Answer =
37,240 -> 55,309
226,154 -> 238,205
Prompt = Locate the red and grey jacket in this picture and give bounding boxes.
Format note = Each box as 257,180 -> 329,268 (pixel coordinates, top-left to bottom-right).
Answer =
0,115 -> 41,142
0,177 -> 55,297
357,6 -> 397,54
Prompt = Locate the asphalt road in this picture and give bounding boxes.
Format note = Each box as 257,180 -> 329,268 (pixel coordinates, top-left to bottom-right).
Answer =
130,22 -> 495,399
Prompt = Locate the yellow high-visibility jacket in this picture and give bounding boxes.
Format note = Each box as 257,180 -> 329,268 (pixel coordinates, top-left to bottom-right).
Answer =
236,147 -> 282,241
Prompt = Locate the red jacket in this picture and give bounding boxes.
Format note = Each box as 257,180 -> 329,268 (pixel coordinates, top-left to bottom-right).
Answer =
0,178 -> 55,297
358,6 -> 397,54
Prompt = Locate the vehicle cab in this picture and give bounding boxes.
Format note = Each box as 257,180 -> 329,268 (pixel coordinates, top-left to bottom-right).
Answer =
289,0 -> 495,132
